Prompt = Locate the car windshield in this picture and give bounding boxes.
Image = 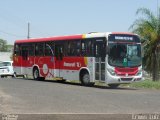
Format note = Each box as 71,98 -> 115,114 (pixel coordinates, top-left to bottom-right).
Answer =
108,43 -> 142,67
0,62 -> 11,67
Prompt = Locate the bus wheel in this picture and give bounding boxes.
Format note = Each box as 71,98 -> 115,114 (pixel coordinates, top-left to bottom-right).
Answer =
108,84 -> 120,88
33,68 -> 40,80
81,73 -> 94,86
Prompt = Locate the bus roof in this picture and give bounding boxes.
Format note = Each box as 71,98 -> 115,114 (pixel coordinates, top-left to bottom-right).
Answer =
15,34 -> 83,44
15,32 -> 136,44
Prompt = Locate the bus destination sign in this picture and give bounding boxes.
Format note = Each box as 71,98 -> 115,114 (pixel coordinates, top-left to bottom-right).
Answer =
115,36 -> 133,41
108,34 -> 140,43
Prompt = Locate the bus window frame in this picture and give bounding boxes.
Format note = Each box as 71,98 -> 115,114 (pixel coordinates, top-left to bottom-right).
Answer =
45,42 -> 55,56
14,43 -> 21,56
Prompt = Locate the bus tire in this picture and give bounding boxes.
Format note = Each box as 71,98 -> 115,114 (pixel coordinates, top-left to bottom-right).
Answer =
108,84 -> 120,88
80,72 -> 94,86
33,68 -> 40,80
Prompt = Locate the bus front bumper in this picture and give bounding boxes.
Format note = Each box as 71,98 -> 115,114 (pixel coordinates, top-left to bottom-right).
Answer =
106,72 -> 143,84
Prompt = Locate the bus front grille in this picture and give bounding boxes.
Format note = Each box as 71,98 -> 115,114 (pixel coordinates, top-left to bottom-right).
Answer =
121,78 -> 133,81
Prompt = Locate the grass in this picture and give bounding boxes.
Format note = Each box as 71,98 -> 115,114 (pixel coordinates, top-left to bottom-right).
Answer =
24,77 -> 160,90
126,79 -> 160,90
68,79 -> 160,90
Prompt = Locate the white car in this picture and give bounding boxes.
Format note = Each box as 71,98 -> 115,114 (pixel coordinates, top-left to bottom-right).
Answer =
0,61 -> 15,78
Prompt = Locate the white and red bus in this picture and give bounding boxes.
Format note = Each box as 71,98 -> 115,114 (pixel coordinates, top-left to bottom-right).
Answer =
13,32 -> 142,88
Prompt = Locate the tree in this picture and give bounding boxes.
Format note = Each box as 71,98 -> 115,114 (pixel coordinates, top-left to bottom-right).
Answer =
130,8 -> 160,81
0,39 -> 8,52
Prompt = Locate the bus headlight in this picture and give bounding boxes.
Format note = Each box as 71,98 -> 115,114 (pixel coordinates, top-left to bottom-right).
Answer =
136,68 -> 142,76
108,68 -> 116,76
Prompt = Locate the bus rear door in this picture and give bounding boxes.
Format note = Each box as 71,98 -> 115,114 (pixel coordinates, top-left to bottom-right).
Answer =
55,44 -> 64,78
21,45 -> 29,75
21,45 -> 34,76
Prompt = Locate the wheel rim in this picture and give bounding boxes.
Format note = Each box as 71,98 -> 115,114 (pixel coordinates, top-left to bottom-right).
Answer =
83,75 -> 89,82
82,74 -> 90,85
34,69 -> 39,79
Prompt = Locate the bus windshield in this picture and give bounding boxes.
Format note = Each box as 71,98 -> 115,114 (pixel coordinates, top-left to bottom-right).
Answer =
108,43 -> 141,67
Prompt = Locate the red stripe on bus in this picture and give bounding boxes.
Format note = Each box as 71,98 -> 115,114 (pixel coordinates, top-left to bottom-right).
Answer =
15,35 -> 83,43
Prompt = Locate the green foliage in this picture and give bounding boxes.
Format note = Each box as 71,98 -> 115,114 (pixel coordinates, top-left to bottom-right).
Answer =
0,39 -> 13,52
129,80 -> 160,89
0,39 -> 8,52
130,8 -> 160,81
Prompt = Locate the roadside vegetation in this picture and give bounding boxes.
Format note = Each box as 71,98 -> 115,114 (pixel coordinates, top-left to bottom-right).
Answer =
126,79 -> 160,90
130,7 -> 160,81
0,38 -> 13,52
69,79 -> 160,89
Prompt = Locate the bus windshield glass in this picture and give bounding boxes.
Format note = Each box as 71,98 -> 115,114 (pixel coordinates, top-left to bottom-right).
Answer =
108,43 -> 141,67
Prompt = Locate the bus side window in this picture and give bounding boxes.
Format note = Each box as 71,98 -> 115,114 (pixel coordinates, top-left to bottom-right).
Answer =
14,44 -> 21,56
81,39 -> 94,56
59,47 -> 63,60
22,46 -> 28,60
70,42 -> 75,56
68,41 -> 75,56
76,41 -> 81,56
55,46 -> 58,58
66,40 -> 81,57
35,43 -> 44,56
28,44 -> 34,56
81,42 -> 86,56
55,44 -> 64,60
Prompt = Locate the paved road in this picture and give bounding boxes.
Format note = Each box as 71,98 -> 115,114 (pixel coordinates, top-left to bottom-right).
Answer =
0,78 -> 160,115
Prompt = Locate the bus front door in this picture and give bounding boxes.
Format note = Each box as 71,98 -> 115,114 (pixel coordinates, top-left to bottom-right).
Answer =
55,45 -> 64,78
95,40 -> 106,81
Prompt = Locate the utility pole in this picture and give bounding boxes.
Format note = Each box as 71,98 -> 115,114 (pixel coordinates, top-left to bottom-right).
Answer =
27,22 -> 30,39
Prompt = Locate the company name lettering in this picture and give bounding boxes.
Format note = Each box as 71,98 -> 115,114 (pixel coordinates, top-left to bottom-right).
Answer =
64,62 -> 81,67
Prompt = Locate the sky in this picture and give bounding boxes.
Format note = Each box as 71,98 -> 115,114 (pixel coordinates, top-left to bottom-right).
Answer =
0,0 -> 158,45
